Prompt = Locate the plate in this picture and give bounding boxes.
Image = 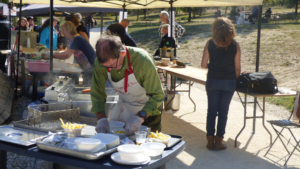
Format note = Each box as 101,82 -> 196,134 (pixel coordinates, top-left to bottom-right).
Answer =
73,144 -> 106,153
111,152 -> 150,165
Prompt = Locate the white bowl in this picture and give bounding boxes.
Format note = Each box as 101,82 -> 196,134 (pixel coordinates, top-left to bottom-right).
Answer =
74,143 -> 106,153
117,145 -> 145,162
64,137 -> 80,149
91,133 -> 120,150
63,128 -> 83,135
111,128 -> 126,139
139,125 -> 151,135
109,121 -> 125,132
74,138 -> 101,152
141,142 -> 166,157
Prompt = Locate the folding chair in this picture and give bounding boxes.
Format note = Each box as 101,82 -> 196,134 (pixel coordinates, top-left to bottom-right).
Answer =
264,93 -> 300,166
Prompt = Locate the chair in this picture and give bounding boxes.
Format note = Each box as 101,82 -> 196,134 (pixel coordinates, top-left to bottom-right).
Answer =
264,92 -> 300,166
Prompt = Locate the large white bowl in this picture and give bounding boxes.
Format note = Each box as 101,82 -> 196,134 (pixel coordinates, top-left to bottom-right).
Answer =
109,121 -> 125,132
111,128 -> 126,139
91,133 -> 120,150
117,145 -> 145,162
64,137 -> 80,149
141,142 -> 166,157
74,138 -> 101,152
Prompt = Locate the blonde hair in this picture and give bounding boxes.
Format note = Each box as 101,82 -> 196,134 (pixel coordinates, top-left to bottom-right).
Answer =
212,17 -> 236,48
60,21 -> 77,35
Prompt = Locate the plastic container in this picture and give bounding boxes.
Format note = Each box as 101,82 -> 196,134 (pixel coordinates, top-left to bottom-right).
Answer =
108,121 -> 125,132
117,145 -> 145,161
63,127 -> 83,136
74,138 -> 101,152
164,92 -> 181,111
91,133 -> 120,150
141,142 -> 166,157
65,137 -> 80,149
26,60 -> 50,72
148,134 -> 171,145
111,128 -> 126,139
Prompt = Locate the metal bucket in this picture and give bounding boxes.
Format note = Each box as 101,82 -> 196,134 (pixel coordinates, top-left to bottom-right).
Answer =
160,48 -> 174,58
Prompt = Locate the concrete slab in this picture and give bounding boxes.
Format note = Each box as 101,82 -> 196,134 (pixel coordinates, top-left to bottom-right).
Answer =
162,83 -> 300,169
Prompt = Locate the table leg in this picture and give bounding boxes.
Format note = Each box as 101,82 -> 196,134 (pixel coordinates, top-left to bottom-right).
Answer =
235,94 -> 247,147
0,150 -> 7,169
21,60 -> 26,97
262,97 -> 272,145
188,81 -> 196,112
32,74 -> 38,102
252,97 -> 257,134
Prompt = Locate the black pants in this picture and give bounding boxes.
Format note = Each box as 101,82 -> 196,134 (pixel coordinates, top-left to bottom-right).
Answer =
0,53 -> 7,73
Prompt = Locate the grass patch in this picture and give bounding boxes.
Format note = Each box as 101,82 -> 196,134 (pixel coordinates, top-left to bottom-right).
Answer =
184,40 -> 188,43
267,96 -> 295,113
280,61 -> 292,66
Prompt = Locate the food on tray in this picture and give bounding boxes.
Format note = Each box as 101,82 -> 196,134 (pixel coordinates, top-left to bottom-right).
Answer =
60,118 -> 86,129
114,130 -> 125,134
148,131 -> 169,140
148,131 -> 171,145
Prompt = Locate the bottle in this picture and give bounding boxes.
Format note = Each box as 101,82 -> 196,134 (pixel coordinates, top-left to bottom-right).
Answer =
36,52 -> 41,60
27,38 -> 31,48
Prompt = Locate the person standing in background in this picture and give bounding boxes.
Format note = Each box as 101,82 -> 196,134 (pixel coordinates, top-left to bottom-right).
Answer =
27,16 -> 37,31
74,13 -> 84,26
158,11 -> 185,47
0,6 -> 10,73
39,17 -> 59,50
201,17 -> 241,151
248,6 -> 259,24
15,17 -> 28,31
84,15 -> 93,39
65,14 -> 89,42
119,19 -> 137,47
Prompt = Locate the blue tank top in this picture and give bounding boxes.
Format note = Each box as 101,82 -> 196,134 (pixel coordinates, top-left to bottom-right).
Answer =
207,39 -> 237,80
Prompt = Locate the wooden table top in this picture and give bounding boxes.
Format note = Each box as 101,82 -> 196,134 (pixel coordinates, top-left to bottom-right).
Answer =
157,64 -> 207,85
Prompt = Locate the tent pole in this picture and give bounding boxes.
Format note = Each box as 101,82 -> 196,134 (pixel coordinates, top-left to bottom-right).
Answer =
50,0 -> 53,84
15,0 -> 22,93
255,5 -> 262,72
101,13 -> 104,35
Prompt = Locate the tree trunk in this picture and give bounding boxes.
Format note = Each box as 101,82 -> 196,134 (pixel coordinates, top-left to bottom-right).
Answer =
192,8 -> 196,18
188,8 -> 191,22
143,9 -> 147,19
296,1 -> 299,15
115,14 -> 117,22
225,6 -> 227,14
137,9 -> 139,21
200,8 -> 203,16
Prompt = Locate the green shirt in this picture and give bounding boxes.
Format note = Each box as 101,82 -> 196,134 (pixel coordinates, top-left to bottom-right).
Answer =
91,46 -> 164,116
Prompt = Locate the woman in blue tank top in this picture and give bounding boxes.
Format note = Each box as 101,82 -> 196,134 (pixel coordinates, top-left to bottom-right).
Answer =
201,17 -> 241,151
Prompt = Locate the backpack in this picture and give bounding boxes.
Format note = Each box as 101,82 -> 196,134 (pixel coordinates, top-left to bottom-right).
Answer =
236,71 -> 278,94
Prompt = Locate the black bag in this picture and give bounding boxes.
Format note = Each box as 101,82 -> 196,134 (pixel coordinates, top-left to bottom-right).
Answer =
236,71 -> 278,94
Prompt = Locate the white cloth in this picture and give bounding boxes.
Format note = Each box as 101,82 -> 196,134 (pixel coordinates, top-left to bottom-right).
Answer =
107,49 -> 149,123
237,11 -> 245,25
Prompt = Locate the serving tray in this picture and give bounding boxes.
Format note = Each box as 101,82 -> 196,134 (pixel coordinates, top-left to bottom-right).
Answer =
36,135 -> 118,160
165,135 -> 183,150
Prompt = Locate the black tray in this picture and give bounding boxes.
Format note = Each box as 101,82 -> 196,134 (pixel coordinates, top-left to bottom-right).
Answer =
165,135 -> 183,150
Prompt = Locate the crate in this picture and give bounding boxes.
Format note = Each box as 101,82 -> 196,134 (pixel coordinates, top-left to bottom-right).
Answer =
26,60 -> 50,72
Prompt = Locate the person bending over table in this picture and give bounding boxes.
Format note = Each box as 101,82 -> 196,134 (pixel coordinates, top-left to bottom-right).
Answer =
51,21 -> 96,86
201,17 -> 241,151
91,34 -> 164,136
40,17 -> 59,51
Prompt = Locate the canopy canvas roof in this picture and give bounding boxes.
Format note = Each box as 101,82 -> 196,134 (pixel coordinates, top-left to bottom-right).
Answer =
17,4 -> 122,16
17,0 -> 263,9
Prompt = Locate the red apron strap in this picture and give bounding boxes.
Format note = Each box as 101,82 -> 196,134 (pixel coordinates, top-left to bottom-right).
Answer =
125,48 -> 134,74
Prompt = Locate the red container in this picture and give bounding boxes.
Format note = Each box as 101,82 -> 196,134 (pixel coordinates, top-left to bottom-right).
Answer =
26,60 -> 50,73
